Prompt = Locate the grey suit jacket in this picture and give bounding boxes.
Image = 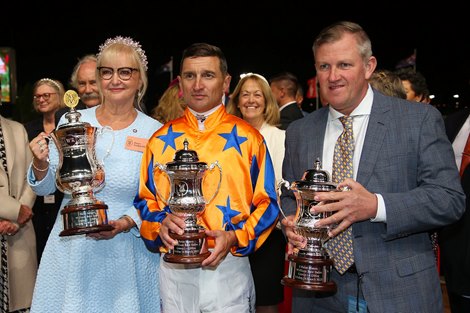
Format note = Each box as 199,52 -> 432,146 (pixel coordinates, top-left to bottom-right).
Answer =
281,91 -> 465,312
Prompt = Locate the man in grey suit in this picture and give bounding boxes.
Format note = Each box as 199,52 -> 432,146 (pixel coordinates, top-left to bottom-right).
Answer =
280,21 -> 465,313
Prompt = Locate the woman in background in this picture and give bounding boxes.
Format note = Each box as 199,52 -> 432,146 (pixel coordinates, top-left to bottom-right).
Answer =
227,73 -> 286,313
151,78 -> 186,124
24,78 -> 66,264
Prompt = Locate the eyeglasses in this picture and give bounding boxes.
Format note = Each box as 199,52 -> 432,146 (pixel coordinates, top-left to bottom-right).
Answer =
97,67 -> 139,81
33,93 -> 57,101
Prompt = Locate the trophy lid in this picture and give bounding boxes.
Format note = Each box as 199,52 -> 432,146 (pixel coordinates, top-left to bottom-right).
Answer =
166,139 -> 207,170
293,158 -> 337,191
56,90 -> 91,130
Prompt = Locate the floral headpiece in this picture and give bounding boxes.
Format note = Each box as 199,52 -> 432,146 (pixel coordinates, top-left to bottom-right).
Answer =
97,36 -> 148,70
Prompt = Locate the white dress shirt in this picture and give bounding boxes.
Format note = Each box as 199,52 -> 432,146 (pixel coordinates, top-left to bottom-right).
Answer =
322,86 -> 386,222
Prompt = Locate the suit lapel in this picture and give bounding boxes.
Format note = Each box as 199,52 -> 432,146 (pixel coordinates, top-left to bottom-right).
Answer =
307,108 -> 328,169
0,117 -> 16,176
356,95 -> 390,186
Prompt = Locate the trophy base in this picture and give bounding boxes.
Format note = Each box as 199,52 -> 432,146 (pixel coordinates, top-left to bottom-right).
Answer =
281,277 -> 337,292
59,224 -> 115,237
282,254 -> 337,293
59,203 -> 113,237
163,251 -> 211,264
163,231 -> 211,265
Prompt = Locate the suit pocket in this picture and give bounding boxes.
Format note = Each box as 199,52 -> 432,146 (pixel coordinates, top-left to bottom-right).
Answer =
396,252 -> 436,277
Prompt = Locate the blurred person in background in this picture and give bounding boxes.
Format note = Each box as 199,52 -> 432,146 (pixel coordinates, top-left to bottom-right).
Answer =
270,72 -> 304,130
395,67 -> 430,103
369,69 -> 407,99
439,108 -> 470,313
0,82 -> 37,313
151,78 -> 186,124
227,72 -> 286,312
69,54 -> 100,109
23,78 -> 66,264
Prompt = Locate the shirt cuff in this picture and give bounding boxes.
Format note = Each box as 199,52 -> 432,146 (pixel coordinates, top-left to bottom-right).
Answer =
370,193 -> 386,222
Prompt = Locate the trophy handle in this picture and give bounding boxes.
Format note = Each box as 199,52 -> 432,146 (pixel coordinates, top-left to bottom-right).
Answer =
96,126 -> 114,164
45,134 -> 54,164
276,179 -> 291,220
204,160 -> 222,205
277,178 -> 290,191
153,162 -> 171,204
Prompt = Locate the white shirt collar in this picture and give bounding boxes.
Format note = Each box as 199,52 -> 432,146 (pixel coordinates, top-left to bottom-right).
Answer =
328,85 -> 374,120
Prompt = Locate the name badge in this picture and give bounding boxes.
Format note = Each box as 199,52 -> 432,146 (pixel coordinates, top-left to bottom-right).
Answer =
125,136 -> 148,152
44,194 -> 55,204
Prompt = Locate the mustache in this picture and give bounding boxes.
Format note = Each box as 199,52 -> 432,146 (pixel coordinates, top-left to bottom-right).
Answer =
80,92 -> 100,101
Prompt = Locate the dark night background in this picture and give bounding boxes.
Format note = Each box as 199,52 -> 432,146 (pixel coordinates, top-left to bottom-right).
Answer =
2,1 -> 469,121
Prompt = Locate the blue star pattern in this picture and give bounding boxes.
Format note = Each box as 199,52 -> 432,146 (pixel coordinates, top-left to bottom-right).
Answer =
136,107 -> 280,256
216,196 -> 243,230
218,125 -> 247,155
157,124 -> 184,154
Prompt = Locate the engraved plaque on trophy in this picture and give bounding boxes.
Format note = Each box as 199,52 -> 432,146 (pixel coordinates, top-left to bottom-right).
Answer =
279,159 -> 337,292
154,139 -> 222,265
51,90 -> 114,236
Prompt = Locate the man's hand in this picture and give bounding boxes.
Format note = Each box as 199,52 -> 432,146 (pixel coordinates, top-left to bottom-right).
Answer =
281,215 -> 306,254
0,219 -> 19,235
17,205 -> 33,226
311,178 -> 378,237
201,229 -> 236,267
159,214 -> 186,250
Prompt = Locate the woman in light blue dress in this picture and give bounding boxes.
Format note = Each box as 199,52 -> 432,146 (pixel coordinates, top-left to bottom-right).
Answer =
27,36 -> 162,313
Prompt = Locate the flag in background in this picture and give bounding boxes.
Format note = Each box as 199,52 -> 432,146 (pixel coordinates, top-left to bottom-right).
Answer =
158,58 -> 173,74
395,50 -> 417,70
157,57 -> 174,81
306,76 -> 318,99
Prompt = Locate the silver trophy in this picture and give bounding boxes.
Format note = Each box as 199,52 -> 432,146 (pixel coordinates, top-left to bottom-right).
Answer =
51,90 -> 114,236
279,158 -> 337,292
154,139 -> 222,265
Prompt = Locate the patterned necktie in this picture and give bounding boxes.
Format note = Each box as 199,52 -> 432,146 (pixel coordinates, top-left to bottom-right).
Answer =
327,116 -> 355,274
0,124 -> 9,311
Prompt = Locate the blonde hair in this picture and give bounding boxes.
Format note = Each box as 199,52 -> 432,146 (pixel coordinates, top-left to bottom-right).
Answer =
369,70 -> 406,99
32,78 -> 66,112
151,83 -> 186,124
227,73 -> 280,126
96,36 -> 148,111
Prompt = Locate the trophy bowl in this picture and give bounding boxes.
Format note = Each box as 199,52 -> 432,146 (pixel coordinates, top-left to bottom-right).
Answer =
52,90 -> 113,237
154,139 -> 221,265
280,158 -> 337,292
